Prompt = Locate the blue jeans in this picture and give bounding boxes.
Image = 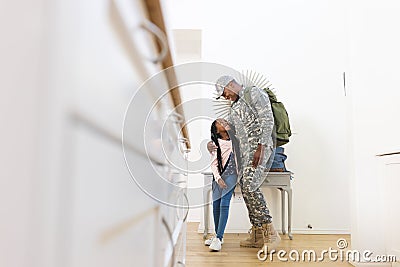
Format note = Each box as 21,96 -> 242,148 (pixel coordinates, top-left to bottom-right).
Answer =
212,174 -> 236,241
271,146 -> 287,171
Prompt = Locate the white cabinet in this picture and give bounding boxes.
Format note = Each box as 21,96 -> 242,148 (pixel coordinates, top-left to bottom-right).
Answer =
381,154 -> 400,264
346,1 -> 400,264
36,0 -> 189,266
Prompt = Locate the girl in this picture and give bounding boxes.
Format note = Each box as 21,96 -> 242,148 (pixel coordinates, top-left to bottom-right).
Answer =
205,118 -> 240,251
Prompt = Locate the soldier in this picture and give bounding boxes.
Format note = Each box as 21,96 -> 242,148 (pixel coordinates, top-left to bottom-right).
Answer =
211,75 -> 281,252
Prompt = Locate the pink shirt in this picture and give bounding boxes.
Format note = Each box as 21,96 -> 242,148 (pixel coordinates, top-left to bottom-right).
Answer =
211,138 -> 233,181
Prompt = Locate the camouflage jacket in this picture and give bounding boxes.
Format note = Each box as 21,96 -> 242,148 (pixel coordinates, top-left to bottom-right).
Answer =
228,86 -> 274,165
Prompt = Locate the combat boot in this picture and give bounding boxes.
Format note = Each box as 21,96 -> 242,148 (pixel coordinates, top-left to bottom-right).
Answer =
261,222 -> 281,253
240,225 -> 264,248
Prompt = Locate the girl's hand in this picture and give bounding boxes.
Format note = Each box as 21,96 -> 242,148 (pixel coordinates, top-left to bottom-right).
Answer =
207,141 -> 217,154
217,179 -> 227,189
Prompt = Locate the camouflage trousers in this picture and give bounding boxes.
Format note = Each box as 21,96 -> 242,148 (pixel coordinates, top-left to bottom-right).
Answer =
239,165 -> 273,227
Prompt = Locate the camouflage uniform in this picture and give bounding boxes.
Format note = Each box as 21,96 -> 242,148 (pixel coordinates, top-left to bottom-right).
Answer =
228,86 -> 275,227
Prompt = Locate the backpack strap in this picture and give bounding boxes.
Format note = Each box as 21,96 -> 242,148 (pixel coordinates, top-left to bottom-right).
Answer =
221,152 -> 232,174
243,86 -> 253,104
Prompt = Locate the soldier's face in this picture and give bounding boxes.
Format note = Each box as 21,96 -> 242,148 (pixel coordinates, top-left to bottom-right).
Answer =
222,84 -> 238,102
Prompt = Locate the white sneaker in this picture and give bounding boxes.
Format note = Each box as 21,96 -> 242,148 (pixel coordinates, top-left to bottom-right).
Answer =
209,237 -> 222,251
204,236 -> 223,246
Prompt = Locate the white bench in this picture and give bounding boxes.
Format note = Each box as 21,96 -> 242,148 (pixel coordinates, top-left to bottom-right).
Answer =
202,171 -> 293,240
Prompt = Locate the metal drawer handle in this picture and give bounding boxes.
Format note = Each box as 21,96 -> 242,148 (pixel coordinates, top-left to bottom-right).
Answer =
162,217 -> 175,267
169,111 -> 184,123
176,191 -> 189,222
178,137 -> 188,144
182,192 -> 189,222
140,19 -> 168,64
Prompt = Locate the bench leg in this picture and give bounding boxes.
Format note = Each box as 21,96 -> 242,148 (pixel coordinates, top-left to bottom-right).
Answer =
280,188 -> 286,235
203,188 -> 211,239
288,188 -> 293,240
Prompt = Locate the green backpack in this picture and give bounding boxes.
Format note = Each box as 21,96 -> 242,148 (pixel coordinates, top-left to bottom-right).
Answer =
243,87 -> 291,146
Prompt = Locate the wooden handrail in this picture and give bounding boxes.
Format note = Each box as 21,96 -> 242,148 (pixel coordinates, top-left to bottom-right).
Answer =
143,0 -> 191,150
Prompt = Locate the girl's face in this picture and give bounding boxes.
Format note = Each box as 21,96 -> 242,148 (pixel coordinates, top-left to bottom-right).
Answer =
216,119 -> 230,134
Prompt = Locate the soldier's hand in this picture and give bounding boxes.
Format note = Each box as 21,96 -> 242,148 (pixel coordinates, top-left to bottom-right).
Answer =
207,141 -> 217,154
252,144 -> 265,168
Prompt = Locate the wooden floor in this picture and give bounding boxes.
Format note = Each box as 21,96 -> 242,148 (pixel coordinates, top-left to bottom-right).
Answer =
186,222 -> 352,266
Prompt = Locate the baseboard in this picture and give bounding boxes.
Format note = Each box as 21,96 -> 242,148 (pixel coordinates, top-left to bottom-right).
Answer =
197,226 -> 350,235
198,227 -> 249,234
288,228 -> 350,235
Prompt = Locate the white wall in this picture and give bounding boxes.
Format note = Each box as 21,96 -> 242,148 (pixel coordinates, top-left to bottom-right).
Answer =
165,0 -> 350,233
170,29 -> 205,222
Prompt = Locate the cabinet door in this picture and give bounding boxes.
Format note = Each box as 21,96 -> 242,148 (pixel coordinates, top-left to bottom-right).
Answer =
72,0 -> 170,157
347,1 -> 400,257
64,122 -> 168,267
383,156 -> 400,261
